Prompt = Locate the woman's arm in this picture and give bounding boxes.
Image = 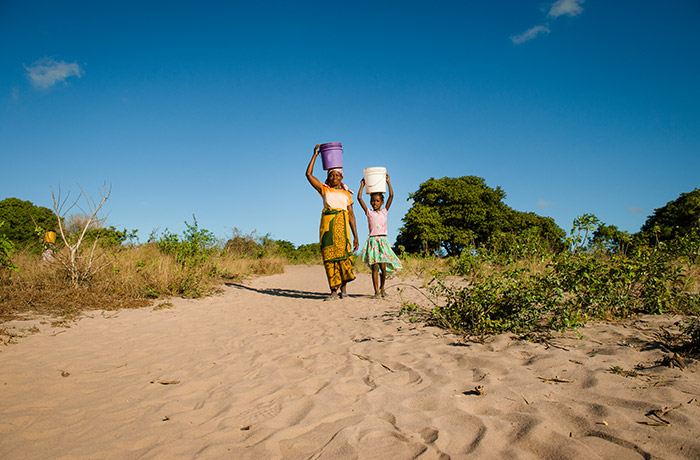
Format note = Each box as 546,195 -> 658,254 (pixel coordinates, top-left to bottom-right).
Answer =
306,145 -> 324,193
385,174 -> 394,211
347,203 -> 359,252
357,179 -> 368,214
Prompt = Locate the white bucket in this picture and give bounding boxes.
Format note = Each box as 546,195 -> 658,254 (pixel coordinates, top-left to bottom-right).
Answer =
363,167 -> 387,194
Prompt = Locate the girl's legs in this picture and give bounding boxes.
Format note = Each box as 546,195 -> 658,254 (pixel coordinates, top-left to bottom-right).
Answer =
371,264 -> 380,297
379,263 -> 387,296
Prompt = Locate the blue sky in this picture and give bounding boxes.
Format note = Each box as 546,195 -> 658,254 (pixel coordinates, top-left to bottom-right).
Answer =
2,1 -> 699,247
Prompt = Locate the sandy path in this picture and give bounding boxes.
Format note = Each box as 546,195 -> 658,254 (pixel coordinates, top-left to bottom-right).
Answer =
1,265 -> 699,459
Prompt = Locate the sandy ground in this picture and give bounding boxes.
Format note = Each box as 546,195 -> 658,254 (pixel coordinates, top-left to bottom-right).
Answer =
1,265 -> 699,459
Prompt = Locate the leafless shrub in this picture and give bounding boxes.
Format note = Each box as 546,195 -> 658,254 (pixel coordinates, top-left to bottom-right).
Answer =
50,183 -> 112,286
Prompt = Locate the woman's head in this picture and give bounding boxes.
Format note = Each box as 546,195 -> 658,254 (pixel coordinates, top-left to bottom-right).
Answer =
326,168 -> 350,191
370,192 -> 384,210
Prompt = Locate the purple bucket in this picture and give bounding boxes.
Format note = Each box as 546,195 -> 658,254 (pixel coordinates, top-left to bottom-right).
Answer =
320,142 -> 343,170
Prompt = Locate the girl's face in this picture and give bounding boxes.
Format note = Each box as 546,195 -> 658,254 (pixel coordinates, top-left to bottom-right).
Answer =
327,170 -> 343,187
370,193 -> 384,211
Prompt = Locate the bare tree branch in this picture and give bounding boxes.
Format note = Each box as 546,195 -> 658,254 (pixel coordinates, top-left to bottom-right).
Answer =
50,182 -> 113,286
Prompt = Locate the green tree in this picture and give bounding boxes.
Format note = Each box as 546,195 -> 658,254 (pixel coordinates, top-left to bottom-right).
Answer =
0,198 -> 56,251
592,223 -> 632,255
569,213 -> 600,253
82,226 -> 137,248
639,188 -> 700,244
396,176 -> 565,256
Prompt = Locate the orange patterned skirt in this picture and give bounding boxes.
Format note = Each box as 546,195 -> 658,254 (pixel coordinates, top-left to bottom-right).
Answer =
319,208 -> 355,289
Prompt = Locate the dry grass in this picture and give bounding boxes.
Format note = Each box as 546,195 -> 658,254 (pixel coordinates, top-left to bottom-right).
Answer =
685,264 -> 700,294
0,245 -> 287,323
353,254 -> 448,286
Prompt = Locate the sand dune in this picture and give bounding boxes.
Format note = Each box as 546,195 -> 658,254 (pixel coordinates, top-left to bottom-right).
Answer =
1,265 -> 699,459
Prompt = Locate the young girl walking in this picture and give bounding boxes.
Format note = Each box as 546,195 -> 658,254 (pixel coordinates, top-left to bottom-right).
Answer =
357,173 -> 403,298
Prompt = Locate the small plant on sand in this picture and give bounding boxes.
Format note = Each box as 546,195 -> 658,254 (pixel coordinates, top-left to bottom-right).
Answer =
609,365 -> 638,378
399,302 -> 423,323
153,301 -> 174,311
680,314 -> 700,355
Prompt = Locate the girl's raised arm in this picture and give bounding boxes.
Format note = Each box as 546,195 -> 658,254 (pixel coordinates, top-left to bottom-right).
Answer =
385,174 -> 394,211
357,179 -> 368,214
306,145 -> 324,193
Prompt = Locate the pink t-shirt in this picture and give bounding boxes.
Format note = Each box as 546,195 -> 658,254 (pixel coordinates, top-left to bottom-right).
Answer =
366,208 -> 388,236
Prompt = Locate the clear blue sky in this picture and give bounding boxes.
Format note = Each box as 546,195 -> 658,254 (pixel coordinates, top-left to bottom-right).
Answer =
2,1 -> 699,247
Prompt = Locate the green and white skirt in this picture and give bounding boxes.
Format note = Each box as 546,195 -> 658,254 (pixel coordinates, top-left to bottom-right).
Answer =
360,236 -> 403,273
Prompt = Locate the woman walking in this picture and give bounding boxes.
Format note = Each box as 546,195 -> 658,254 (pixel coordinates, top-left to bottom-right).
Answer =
306,144 -> 359,300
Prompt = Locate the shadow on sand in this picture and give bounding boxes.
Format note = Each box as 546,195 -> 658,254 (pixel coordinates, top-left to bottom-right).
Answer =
226,283 -> 365,300
226,283 -> 321,300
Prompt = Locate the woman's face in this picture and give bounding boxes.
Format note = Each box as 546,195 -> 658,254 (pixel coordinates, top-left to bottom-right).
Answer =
327,170 -> 343,187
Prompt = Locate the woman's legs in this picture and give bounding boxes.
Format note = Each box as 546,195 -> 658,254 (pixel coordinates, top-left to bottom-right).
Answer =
324,259 -> 355,300
328,286 -> 340,299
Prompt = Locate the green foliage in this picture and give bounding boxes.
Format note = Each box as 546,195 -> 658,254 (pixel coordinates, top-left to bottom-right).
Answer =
287,242 -> 321,264
396,176 -> 565,256
568,213 -> 600,253
223,229 -> 319,263
640,188 -> 700,244
0,221 -> 18,273
153,216 -> 216,296
0,198 -> 56,252
81,226 -> 137,248
592,223 -> 632,256
681,315 -> 700,354
428,220 -> 699,338
429,268 -> 551,336
482,225 -> 560,266
155,216 -> 216,267
224,234 -> 264,258
660,227 -> 700,265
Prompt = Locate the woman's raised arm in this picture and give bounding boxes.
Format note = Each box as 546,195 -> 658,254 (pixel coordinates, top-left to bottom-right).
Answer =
306,144 -> 324,193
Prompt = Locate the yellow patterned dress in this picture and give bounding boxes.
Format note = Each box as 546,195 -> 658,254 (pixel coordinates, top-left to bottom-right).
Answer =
318,185 -> 355,289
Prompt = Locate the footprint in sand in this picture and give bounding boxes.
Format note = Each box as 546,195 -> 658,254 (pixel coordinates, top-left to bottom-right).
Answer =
332,377 -> 376,396
374,361 -> 424,388
308,351 -> 348,373
224,399 -> 281,427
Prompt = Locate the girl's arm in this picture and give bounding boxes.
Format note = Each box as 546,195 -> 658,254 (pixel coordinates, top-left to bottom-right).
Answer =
306,145 -> 324,193
347,203 -> 359,252
357,179 -> 368,214
385,173 -> 394,211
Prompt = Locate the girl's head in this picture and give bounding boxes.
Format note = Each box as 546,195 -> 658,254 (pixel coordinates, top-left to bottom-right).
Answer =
369,192 -> 385,211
